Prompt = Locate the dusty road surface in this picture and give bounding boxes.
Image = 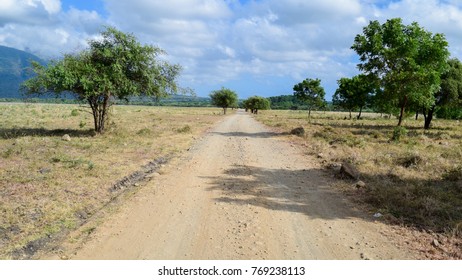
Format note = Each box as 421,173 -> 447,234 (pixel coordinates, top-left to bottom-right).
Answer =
52,110 -> 413,260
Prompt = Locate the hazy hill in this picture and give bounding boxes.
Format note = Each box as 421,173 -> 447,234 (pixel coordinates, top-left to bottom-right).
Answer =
0,45 -> 45,98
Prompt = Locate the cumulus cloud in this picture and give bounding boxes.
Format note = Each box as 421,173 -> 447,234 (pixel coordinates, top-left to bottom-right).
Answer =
103,0 -> 365,94
263,0 -> 362,25
216,0 -> 365,95
0,1 -> 105,58
0,0 -> 461,98
65,8 -> 106,35
0,0 -> 61,26
102,0 -> 462,96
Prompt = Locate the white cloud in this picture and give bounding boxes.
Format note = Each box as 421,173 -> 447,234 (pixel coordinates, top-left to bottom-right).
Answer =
102,0 -> 236,86
39,0 -> 61,13
371,0 -> 462,58
65,8 -> 106,35
0,0 -> 61,26
0,2 -> 106,58
266,0 -> 362,25
106,0 -> 231,20
0,0 -> 461,98
218,45 -> 236,58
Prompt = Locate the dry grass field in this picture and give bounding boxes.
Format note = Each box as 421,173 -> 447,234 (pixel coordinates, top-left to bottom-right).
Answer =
0,103 -> 225,259
255,110 -> 462,257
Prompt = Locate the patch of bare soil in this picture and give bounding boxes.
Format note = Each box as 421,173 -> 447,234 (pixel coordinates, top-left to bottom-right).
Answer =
44,110 -> 417,259
382,225 -> 462,260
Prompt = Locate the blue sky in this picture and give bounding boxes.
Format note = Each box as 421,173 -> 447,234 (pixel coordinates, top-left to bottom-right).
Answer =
1,0 -> 462,100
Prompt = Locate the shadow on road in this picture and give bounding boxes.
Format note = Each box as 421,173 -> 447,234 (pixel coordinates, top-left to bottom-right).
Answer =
206,164 -> 462,237
212,131 -> 287,139
204,164 -> 366,221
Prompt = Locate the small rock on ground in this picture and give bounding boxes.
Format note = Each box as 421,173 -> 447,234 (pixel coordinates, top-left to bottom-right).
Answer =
339,162 -> 359,180
62,134 -> 71,141
355,180 -> 366,189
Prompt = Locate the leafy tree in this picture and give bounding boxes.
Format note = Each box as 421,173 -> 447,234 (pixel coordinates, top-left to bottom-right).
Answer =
370,87 -> 398,118
293,78 -> 326,122
209,87 -> 238,114
22,27 -> 180,133
423,58 -> 462,128
333,74 -> 375,119
242,96 -> 271,114
352,18 -> 450,126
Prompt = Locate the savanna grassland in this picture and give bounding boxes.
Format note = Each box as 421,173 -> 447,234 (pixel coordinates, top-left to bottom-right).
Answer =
255,110 -> 462,258
0,103 -> 225,259
1,103 -> 461,260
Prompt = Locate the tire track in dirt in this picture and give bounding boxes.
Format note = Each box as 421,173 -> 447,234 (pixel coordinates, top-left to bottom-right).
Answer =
47,110 -> 414,259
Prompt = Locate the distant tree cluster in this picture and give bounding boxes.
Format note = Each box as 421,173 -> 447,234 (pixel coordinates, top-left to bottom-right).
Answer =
267,95 -> 306,110
242,96 -> 271,114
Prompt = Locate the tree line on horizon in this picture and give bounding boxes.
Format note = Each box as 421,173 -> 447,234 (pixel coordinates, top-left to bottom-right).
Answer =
20,18 -> 462,133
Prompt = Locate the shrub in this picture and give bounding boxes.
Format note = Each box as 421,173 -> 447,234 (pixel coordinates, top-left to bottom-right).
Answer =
290,127 -> 305,137
70,109 -> 79,117
176,125 -> 191,133
391,126 -> 408,141
398,153 -> 423,168
136,128 -> 152,135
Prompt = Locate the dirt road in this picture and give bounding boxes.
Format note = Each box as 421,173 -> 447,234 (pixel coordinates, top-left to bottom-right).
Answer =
56,110 -> 413,259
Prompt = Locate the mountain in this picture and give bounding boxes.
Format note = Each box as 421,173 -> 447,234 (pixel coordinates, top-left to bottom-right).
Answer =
0,45 -> 45,98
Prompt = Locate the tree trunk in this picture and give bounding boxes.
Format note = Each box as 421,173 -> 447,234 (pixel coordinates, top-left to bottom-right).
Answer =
88,97 -> 100,133
357,107 -> 363,120
397,97 -> 408,126
349,110 -> 352,120
308,108 -> 312,123
223,107 -> 227,115
424,105 -> 435,130
88,94 -> 110,133
415,111 -> 419,120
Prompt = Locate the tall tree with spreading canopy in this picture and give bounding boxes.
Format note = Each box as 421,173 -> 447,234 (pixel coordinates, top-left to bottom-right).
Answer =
22,27 -> 181,133
209,87 -> 238,114
293,78 -> 326,122
351,18 -> 450,126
